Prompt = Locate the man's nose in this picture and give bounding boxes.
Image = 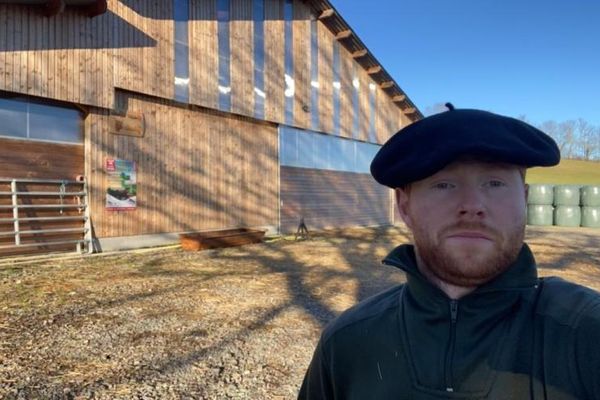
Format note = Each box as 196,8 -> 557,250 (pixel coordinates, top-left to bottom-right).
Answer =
457,186 -> 485,217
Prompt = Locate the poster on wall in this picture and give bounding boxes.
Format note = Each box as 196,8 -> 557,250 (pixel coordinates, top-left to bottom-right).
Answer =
105,159 -> 137,211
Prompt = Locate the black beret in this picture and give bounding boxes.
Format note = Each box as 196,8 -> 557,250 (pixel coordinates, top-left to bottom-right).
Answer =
370,107 -> 560,188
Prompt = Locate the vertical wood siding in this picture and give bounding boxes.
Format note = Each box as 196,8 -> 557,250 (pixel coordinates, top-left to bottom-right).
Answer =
0,138 -> 84,180
190,0 -> 218,110
292,0 -> 311,130
87,92 -> 278,238
0,4 -> 112,108
317,21 -> 334,134
339,45 -> 353,139
0,1 -> 413,143
111,0 -> 174,100
264,0 -> 285,124
230,0 -> 254,116
280,166 -> 391,233
357,67 -> 371,142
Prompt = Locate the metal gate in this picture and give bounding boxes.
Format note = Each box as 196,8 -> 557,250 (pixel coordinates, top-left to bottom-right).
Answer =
0,178 -> 91,257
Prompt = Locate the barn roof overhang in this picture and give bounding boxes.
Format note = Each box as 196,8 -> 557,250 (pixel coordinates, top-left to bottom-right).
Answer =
0,0 -> 107,17
303,0 -> 423,122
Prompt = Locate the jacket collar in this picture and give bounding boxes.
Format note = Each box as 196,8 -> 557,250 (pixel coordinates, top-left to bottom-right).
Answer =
383,243 -> 539,302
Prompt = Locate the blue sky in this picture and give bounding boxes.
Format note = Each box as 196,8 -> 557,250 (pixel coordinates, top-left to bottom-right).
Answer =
333,0 -> 600,126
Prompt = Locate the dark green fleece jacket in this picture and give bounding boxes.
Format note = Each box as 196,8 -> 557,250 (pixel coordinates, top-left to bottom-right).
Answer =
299,244 -> 600,399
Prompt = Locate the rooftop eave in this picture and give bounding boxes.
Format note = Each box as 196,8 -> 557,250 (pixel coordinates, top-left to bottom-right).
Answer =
0,0 -> 107,17
303,0 -> 423,122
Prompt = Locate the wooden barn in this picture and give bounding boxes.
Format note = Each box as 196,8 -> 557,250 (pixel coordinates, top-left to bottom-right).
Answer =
0,0 -> 422,256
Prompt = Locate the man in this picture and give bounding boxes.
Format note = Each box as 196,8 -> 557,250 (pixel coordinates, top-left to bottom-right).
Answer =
299,105 -> 600,399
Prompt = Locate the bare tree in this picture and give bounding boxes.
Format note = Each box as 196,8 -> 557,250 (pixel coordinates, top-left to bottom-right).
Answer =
576,118 -> 599,160
557,120 -> 577,158
538,120 -> 558,136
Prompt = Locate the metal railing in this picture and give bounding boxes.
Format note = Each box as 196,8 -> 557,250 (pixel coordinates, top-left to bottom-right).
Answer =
0,178 -> 92,254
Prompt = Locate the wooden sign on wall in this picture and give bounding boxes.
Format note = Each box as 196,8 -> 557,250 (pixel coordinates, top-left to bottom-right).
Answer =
109,111 -> 144,137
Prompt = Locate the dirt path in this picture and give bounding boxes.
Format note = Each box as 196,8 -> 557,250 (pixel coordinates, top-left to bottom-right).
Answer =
1,225 -> 599,399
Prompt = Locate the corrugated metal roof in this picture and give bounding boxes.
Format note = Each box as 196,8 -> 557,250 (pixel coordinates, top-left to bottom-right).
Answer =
303,0 -> 422,121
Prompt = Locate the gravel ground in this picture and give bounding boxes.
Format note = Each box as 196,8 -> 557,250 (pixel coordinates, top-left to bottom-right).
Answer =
0,225 -> 599,399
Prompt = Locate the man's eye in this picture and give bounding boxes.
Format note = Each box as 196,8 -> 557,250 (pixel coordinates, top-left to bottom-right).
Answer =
487,180 -> 506,188
433,182 -> 454,189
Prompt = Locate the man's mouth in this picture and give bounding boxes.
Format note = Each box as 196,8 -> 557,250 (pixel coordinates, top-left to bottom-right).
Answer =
446,231 -> 493,241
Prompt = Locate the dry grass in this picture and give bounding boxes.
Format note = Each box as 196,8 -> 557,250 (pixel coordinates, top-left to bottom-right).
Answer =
527,158 -> 600,185
0,225 -> 599,399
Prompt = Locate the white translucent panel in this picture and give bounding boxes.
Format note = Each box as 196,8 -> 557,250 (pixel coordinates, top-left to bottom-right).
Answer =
173,0 -> 189,103
280,126 -> 381,173
356,143 -> 380,173
0,98 -> 27,138
253,0 -> 265,120
280,127 -> 298,167
28,102 -> 82,143
174,42 -> 189,78
339,139 -> 355,171
297,129 -> 314,168
313,132 -> 330,170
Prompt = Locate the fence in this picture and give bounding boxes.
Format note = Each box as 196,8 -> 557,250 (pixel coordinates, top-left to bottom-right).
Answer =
0,178 -> 91,257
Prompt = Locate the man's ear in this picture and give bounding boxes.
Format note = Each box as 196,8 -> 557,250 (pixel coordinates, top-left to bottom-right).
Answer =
395,187 -> 413,229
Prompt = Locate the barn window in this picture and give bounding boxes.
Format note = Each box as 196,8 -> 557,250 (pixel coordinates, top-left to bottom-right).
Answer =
332,41 -> 341,136
173,0 -> 190,103
283,0 -> 294,124
279,126 -> 380,174
217,0 -> 231,111
310,19 -> 319,131
253,0 -> 265,120
0,96 -> 83,144
352,63 -> 360,140
368,83 -> 377,142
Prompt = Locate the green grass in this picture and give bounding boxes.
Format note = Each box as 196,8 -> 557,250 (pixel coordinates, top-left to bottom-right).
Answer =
526,159 -> 600,185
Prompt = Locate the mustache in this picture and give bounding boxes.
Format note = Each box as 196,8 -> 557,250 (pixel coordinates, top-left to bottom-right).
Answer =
441,222 -> 499,239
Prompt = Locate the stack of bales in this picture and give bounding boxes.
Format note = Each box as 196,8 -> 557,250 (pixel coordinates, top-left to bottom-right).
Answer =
581,186 -> 600,228
527,184 -> 554,226
526,184 -> 600,228
553,185 -> 581,227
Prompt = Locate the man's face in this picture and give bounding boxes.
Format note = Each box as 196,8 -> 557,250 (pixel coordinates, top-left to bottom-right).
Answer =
396,160 -> 528,287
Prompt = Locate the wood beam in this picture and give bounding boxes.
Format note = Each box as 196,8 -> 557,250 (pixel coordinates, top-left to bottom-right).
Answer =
352,49 -> 368,58
380,81 -> 394,89
318,8 -> 335,19
403,107 -> 417,114
367,66 -> 382,75
335,30 -> 352,40
392,94 -> 407,102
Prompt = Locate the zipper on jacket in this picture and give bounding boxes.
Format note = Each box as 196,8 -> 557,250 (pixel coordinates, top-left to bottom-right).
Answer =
444,300 -> 459,392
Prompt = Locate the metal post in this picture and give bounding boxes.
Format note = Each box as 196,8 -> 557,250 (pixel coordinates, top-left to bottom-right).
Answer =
83,180 -> 93,254
11,179 -> 20,246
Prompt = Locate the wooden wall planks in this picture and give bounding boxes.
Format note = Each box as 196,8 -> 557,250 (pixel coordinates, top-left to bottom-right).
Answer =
230,0 -> 254,117
0,0 -> 413,144
0,4 -> 113,109
339,44 -> 353,140
87,92 -> 279,238
111,0 -> 174,101
264,0 -> 285,124
280,166 -> 392,233
0,138 -> 84,180
190,0 -> 219,110
292,0 -> 311,130
317,21 -> 334,134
